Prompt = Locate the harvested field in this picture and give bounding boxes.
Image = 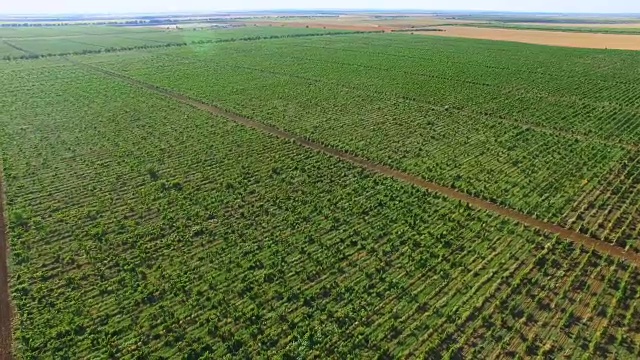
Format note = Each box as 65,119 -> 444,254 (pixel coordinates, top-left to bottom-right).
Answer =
421,26 -> 640,50
511,22 -> 640,28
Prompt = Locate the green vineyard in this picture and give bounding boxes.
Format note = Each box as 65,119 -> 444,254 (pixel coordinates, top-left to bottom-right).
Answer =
86,33 -> 640,252
1,25 -> 639,358
0,26 -> 360,60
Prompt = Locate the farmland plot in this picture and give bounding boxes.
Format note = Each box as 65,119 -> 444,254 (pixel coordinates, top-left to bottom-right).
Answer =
2,26 -> 360,59
0,26 -> 159,39
0,41 -> 25,57
1,57 -> 639,358
85,33 -> 640,252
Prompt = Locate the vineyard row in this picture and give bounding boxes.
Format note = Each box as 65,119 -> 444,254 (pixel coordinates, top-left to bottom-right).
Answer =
71,58 -> 640,267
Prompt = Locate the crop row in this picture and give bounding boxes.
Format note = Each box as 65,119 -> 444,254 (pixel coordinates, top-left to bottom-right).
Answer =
563,150 -> 640,249
84,34 -> 640,251
0,27 -> 367,60
1,57 -> 638,358
0,41 -> 25,58
0,25 -> 162,39
255,35 -> 640,143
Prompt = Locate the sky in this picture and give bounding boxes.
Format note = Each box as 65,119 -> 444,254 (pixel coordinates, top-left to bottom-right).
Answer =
1,0 -> 639,15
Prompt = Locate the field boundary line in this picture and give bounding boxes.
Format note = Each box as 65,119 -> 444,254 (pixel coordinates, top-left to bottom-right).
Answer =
2,40 -> 34,57
1,29 -> 168,41
2,31 -> 380,61
0,159 -> 12,359
69,58 -> 640,267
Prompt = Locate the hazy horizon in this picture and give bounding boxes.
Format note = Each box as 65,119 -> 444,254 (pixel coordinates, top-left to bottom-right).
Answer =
2,1 -> 640,16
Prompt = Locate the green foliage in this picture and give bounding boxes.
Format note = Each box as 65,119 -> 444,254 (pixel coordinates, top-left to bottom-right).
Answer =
0,30 -> 638,359
94,32 -> 640,251
1,26 -> 369,60
9,209 -> 30,231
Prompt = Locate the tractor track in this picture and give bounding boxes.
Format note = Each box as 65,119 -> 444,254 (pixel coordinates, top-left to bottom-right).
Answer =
67,57 -> 640,267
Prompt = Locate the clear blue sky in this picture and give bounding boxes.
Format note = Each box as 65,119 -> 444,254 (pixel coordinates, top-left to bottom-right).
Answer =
1,1 -> 639,15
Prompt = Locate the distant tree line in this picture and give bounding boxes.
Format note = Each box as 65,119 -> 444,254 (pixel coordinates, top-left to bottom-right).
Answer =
0,17 -> 240,28
1,20 -> 149,27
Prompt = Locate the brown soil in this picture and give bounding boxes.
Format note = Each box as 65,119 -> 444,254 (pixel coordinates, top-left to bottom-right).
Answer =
420,27 -> 640,51
511,23 -> 640,29
0,167 -> 12,359
70,58 -> 640,267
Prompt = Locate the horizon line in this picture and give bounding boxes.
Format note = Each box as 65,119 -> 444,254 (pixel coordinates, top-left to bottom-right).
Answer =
2,9 -> 640,17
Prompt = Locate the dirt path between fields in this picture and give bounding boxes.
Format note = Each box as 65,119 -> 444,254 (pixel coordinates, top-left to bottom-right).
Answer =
69,59 -> 640,267
0,165 -> 12,359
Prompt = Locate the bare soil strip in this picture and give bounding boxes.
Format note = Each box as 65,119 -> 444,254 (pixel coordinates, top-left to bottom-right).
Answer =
421,27 -> 640,51
71,59 -> 640,267
0,165 -> 12,359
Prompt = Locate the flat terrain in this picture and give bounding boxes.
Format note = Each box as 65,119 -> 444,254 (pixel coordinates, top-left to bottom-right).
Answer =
0,25 -> 353,59
239,17 -> 640,50
460,23 -> 640,35
244,21 -> 391,32
1,25 -> 640,358
87,33 -> 640,252
76,58 -> 640,266
422,26 -> 640,50
243,15 -> 477,32
512,22 -> 640,28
